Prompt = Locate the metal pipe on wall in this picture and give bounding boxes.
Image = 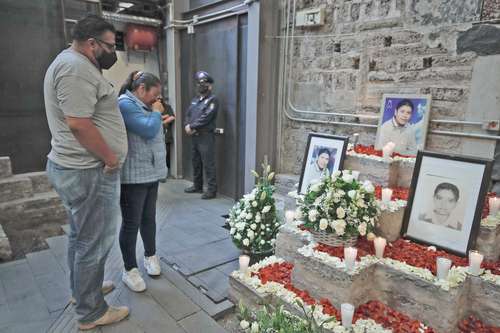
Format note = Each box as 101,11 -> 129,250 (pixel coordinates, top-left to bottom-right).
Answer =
279,0 -> 499,139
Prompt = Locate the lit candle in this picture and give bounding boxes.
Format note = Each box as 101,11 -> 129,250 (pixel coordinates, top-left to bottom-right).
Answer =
381,188 -> 393,203
341,303 -> 355,328
468,250 -> 484,276
382,142 -> 396,161
489,197 -> 500,216
374,237 -> 387,259
285,210 -> 295,223
344,247 -> 357,272
436,257 -> 452,280
351,170 -> 360,180
239,254 -> 250,273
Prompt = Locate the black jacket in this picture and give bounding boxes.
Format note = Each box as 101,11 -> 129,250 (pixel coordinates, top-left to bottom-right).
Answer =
185,94 -> 218,131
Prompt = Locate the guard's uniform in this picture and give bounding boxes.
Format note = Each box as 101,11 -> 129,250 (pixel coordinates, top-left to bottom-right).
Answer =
186,93 -> 219,194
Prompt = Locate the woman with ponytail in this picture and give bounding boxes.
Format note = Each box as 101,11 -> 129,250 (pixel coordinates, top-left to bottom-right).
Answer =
117,71 -> 167,292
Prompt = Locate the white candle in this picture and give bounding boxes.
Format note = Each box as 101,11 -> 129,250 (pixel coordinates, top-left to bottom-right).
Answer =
239,254 -> 250,273
381,188 -> 393,203
489,197 -> 500,216
436,257 -> 452,280
374,237 -> 387,259
468,250 -> 484,276
344,247 -> 357,272
382,142 -> 396,161
351,170 -> 360,180
285,210 -> 295,223
341,303 -> 355,328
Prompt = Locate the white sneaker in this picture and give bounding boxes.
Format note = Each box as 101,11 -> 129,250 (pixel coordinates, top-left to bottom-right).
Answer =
144,255 -> 161,276
122,268 -> 146,292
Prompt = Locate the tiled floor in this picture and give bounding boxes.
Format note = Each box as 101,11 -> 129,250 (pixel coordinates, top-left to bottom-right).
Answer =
0,179 -> 237,333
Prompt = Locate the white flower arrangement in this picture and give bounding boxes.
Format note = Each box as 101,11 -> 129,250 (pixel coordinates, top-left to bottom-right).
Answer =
298,243 -> 378,275
297,170 -> 380,239
281,220 -> 314,242
346,145 -> 416,165
228,162 -> 280,254
481,271 -> 500,286
377,199 -> 407,213
232,256 -> 391,333
481,213 -> 500,229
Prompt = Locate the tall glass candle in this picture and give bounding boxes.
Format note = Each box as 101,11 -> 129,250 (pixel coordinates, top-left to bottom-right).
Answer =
285,210 -> 295,223
239,254 -> 250,273
381,188 -> 393,203
382,142 -> 396,161
489,197 -> 500,216
344,247 -> 357,272
341,303 -> 355,328
374,237 -> 387,258
468,250 -> 484,275
436,257 -> 452,280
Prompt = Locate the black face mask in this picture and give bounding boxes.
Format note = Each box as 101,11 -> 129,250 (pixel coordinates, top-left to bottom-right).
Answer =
96,49 -> 117,70
197,84 -> 210,95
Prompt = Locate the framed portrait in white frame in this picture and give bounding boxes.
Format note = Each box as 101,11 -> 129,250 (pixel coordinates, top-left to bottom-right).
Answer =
375,94 -> 432,156
298,133 -> 349,195
401,151 -> 493,256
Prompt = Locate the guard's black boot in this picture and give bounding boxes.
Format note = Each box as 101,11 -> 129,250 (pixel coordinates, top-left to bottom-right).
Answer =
201,192 -> 216,200
185,186 -> 203,193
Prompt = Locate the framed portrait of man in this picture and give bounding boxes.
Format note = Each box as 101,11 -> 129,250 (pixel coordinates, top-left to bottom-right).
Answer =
401,151 -> 493,256
298,133 -> 349,195
375,94 -> 432,156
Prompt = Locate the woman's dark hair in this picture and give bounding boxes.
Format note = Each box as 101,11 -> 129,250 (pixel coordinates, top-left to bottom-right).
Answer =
72,15 -> 116,42
396,99 -> 414,112
434,182 -> 460,202
119,71 -> 161,95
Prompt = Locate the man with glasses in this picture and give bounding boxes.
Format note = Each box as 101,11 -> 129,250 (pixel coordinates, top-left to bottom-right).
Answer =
184,71 -> 219,199
43,15 -> 129,330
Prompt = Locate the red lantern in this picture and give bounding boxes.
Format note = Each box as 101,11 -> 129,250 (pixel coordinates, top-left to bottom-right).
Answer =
125,24 -> 158,51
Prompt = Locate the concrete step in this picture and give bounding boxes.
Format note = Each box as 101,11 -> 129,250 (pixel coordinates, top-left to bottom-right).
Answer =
22,171 -> 53,194
0,157 -> 12,180
0,175 -> 34,204
0,191 -> 64,218
0,224 -> 13,261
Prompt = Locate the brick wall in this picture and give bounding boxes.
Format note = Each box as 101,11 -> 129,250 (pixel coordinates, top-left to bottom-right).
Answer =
278,0 -> 494,175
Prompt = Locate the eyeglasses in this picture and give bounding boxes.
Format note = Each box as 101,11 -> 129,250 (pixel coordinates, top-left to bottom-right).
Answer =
93,37 -> 116,51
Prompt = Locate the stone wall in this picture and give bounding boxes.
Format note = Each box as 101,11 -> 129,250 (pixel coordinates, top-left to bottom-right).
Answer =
279,0 -> 500,175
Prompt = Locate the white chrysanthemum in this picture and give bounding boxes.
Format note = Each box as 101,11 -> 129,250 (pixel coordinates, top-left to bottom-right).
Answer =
333,219 -> 346,235
246,213 -> 253,220
234,233 -> 242,240
319,218 -> 328,230
252,201 -> 258,207
348,190 -> 357,199
255,213 -> 261,222
240,320 -> 250,330
336,207 -> 346,219
362,180 -> 375,193
260,240 -> 265,245
230,228 -> 236,235
308,209 -> 318,222
342,174 -> 354,183
250,322 -> 259,333
358,222 -> 367,236
236,222 -> 246,231
262,206 -> 272,213
250,223 -> 257,230
243,238 -> 250,246
247,230 -> 255,239
310,182 -> 322,192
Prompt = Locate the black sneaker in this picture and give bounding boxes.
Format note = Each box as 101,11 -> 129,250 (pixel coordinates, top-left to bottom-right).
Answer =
185,186 -> 203,193
201,192 -> 216,200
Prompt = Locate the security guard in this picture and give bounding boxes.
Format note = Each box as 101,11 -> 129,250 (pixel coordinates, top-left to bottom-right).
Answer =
184,71 -> 218,199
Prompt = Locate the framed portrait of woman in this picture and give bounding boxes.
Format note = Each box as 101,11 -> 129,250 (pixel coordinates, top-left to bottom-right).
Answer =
401,151 -> 493,256
298,133 -> 349,195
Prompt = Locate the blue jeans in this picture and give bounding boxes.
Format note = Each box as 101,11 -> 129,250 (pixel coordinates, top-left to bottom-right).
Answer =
46,160 -> 120,324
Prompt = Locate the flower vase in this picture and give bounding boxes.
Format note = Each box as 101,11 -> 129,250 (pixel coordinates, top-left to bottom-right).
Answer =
244,248 -> 275,266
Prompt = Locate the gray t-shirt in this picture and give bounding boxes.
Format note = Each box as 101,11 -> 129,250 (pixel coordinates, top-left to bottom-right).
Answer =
44,48 -> 127,169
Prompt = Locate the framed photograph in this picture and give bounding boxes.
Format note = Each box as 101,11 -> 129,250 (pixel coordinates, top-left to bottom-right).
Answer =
298,133 -> 349,195
401,151 -> 493,256
375,94 -> 431,155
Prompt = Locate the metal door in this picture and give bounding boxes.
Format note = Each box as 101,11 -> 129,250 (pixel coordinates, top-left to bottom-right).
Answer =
180,14 -> 247,199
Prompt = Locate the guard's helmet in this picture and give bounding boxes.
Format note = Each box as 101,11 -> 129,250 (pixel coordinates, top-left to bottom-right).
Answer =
194,71 -> 214,84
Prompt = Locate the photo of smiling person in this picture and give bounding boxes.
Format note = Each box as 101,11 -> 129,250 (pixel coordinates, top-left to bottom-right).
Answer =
375,95 -> 431,155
